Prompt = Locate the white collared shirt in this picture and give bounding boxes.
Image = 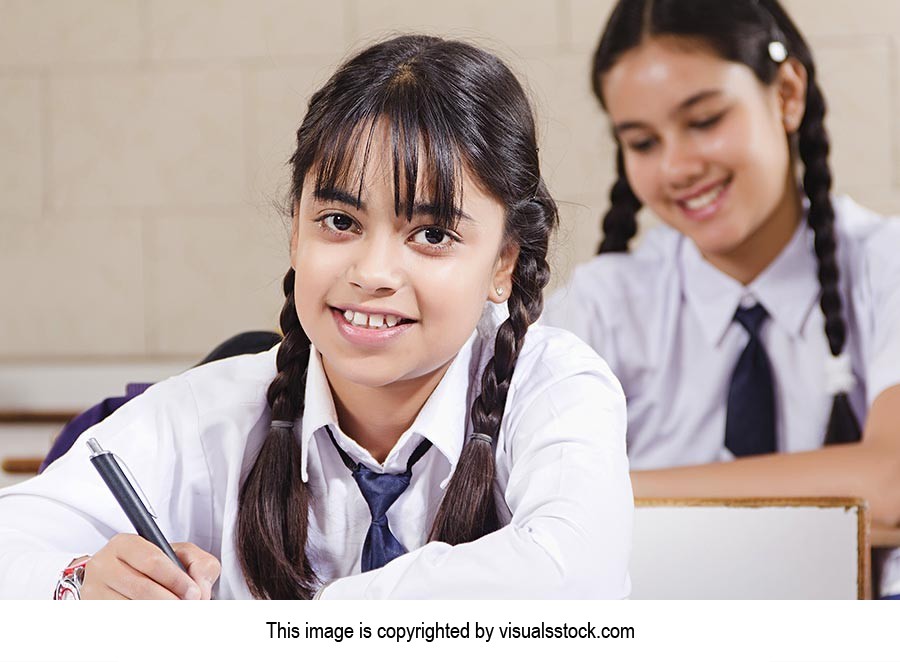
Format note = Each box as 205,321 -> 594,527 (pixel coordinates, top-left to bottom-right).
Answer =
544,195 -> 900,595
545,196 -> 900,468
0,312 -> 632,599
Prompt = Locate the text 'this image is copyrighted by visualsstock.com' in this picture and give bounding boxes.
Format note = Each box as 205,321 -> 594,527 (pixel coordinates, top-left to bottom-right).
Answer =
266,619 -> 635,644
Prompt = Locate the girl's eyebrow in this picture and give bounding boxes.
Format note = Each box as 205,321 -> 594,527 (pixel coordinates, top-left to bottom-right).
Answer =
613,89 -> 723,134
411,202 -> 474,223
314,186 -> 365,210
314,186 -> 474,222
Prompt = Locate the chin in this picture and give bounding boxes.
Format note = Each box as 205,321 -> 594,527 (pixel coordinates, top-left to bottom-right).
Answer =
320,354 -> 405,388
686,221 -> 750,258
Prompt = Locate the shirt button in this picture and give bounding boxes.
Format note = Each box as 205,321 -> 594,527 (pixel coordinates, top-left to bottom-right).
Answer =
739,292 -> 757,308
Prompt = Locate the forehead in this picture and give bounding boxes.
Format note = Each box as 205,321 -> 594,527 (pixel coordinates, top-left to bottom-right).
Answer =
602,38 -> 760,120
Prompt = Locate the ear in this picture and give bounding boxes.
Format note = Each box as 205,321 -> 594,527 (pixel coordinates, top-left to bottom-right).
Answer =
488,241 -> 519,303
775,57 -> 808,134
290,201 -> 300,266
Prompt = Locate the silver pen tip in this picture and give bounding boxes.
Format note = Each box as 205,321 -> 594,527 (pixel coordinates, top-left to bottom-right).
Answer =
86,438 -> 104,455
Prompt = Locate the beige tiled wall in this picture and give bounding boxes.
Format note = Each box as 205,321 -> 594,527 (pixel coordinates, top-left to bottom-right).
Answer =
1,0 -> 897,361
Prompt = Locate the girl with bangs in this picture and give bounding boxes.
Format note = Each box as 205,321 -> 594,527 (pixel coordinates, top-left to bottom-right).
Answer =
0,35 -> 632,600
545,0 -> 900,596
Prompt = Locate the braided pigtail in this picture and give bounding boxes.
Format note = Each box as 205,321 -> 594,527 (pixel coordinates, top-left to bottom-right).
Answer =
430,190 -> 556,545
798,79 -> 861,444
236,267 -> 319,598
598,146 -> 642,254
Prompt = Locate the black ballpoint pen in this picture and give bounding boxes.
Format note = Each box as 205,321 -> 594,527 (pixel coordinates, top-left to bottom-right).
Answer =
86,437 -> 186,572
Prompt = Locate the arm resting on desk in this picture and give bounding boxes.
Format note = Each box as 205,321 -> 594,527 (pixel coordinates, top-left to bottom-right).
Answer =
632,385 -> 900,528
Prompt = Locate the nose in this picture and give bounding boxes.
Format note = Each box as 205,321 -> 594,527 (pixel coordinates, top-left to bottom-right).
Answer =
347,232 -> 404,295
660,135 -> 705,190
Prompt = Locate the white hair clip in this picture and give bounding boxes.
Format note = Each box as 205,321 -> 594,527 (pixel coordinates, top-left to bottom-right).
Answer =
768,41 -> 788,63
824,353 -> 856,396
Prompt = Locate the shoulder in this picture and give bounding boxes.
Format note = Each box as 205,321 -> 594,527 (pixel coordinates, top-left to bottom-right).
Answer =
545,224 -> 680,324
542,224 -> 682,362
832,195 -> 900,285
553,225 -> 678,301
490,324 -> 628,468
833,195 -> 900,257
508,324 -> 625,411
100,345 -> 279,445
179,345 -> 278,414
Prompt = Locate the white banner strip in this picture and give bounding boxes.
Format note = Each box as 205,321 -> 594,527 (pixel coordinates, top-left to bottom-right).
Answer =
0,599 -> 896,662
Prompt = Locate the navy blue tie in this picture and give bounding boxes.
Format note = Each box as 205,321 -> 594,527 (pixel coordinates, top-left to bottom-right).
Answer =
326,427 -> 432,572
724,304 -> 777,457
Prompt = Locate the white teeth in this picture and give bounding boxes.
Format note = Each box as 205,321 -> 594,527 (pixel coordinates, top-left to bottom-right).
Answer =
341,309 -> 404,329
683,183 -> 725,211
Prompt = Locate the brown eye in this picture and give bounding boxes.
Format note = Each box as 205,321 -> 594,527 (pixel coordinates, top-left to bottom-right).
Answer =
628,138 -> 656,153
690,111 -> 725,130
322,214 -> 356,233
424,228 -> 446,244
410,226 -> 456,249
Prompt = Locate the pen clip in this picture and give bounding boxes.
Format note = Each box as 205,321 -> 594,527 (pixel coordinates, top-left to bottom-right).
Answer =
87,437 -> 159,520
111,452 -> 159,520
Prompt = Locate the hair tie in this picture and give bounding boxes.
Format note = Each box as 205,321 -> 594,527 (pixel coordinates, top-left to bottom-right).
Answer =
768,41 -> 788,63
468,433 -> 493,445
270,419 -> 294,429
824,353 -> 856,396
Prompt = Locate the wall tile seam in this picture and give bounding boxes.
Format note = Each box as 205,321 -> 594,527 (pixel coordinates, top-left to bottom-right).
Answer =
241,66 -> 257,215
37,204 -> 266,217
138,210 -> 150,355
39,73 -> 49,218
0,57 -> 359,78
890,37 -> 900,190
557,0 -> 573,49
343,0 -> 358,48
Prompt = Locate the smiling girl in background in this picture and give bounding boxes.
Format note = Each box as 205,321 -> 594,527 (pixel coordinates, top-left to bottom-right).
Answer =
545,0 -> 900,595
0,35 -> 631,600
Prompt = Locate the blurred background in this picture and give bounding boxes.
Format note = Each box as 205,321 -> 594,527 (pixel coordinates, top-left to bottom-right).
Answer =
1,1 -> 899,478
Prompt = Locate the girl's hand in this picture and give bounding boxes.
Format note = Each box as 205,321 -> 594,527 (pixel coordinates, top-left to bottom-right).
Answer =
79,533 -> 221,600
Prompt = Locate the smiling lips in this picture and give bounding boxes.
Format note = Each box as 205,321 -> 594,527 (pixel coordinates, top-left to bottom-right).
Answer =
330,306 -> 416,347
675,177 -> 732,220
340,308 -> 403,329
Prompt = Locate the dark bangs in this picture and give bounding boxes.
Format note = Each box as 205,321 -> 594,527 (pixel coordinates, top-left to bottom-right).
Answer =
289,40 -> 472,231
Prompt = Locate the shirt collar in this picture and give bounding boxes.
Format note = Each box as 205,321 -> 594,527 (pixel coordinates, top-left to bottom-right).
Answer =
298,335 -> 475,483
680,218 -> 820,346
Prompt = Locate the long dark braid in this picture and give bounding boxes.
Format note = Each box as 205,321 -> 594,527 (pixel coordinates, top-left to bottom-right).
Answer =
430,189 -> 555,544
236,267 -> 318,599
593,0 -> 861,443
797,77 -> 860,443
597,146 -> 642,254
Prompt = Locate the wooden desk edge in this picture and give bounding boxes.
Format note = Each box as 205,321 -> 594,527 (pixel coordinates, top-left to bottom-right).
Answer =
635,496 -> 867,509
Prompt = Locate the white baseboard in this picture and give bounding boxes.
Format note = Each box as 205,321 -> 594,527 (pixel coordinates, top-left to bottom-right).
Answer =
0,361 -> 190,412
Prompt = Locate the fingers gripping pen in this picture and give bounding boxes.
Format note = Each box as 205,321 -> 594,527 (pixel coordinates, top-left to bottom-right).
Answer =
86,438 -> 186,571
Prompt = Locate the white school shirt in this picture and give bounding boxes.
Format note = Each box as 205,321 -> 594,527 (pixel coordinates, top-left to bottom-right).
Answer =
543,195 -> 900,592
0,311 -> 632,599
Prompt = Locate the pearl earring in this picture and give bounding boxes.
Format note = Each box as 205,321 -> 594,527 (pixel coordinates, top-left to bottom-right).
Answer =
495,287 -> 504,296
